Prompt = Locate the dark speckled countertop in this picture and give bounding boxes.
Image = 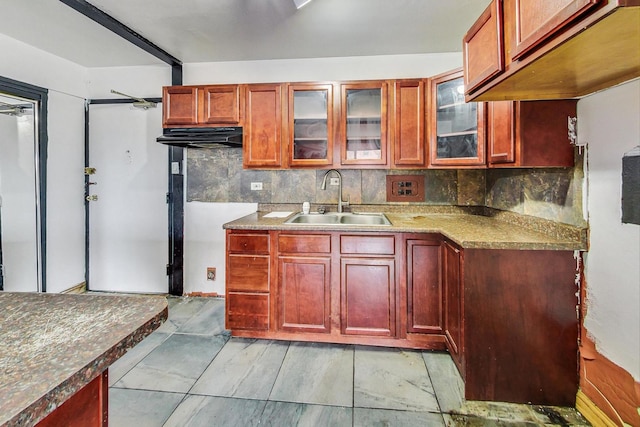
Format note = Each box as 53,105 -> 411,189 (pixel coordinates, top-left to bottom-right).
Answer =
0,292 -> 167,427
223,205 -> 587,250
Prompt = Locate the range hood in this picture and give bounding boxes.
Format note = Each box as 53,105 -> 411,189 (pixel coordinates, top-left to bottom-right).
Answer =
156,127 -> 243,149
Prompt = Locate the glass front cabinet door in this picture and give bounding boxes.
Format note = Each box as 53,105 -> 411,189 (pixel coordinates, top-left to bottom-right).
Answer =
288,84 -> 334,167
429,69 -> 485,167
340,82 -> 388,166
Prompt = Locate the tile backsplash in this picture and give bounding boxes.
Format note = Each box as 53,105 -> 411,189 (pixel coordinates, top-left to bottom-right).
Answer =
187,148 -> 585,227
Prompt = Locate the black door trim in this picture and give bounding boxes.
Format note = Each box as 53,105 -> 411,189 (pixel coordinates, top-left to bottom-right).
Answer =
0,76 -> 49,292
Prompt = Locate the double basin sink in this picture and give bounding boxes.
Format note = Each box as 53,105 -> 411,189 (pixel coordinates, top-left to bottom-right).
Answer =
285,212 -> 391,226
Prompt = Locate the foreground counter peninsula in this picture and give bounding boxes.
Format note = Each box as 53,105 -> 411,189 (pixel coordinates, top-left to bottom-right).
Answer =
0,292 -> 167,427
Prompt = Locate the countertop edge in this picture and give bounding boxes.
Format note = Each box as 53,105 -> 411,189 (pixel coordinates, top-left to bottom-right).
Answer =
222,210 -> 587,251
4,298 -> 168,427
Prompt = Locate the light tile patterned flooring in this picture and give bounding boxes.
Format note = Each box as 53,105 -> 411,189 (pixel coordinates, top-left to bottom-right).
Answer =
108,296 -> 590,426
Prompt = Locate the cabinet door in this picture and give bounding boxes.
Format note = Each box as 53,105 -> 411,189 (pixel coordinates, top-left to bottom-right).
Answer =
393,80 -> 426,167
288,84 -> 334,167
163,86 -> 198,126
487,100 -> 577,168
509,0 -> 601,61
278,256 -> 331,333
463,0 -> 504,94
443,241 -> 463,372
340,82 -> 388,166
429,69 -> 486,167
244,84 -> 283,168
200,85 -> 242,125
487,101 -> 516,164
406,239 -> 442,334
341,257 -> 395,337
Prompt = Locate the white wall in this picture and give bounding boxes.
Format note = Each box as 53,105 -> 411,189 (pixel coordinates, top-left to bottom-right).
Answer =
185,53 -> 462,84
0,33 -> 87,293
87,66 -> 171,99
181,53 -> 461,294
580,79 -> 640,381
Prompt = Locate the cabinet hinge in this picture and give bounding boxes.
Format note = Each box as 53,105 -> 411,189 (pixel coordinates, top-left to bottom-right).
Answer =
166,192 -> 172,204
166,264 -> 173,276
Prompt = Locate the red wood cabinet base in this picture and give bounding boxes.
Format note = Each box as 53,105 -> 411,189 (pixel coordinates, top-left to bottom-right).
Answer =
37,371 -> 108,427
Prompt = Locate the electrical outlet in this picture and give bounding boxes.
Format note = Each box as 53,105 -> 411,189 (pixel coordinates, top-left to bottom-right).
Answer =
250,182 -> 263,191
206,267 -> 216,281
329,177 -> 340,186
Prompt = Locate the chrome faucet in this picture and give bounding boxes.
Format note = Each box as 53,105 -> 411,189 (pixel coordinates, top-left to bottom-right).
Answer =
320,169 -> 350,213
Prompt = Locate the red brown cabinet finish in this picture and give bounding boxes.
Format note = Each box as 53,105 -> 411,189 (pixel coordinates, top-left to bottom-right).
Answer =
224,229 -> 579,406
392,80 -> 427,167
487,99 -> 577,167
463,0 -> 505,94
244,84 -> 284,168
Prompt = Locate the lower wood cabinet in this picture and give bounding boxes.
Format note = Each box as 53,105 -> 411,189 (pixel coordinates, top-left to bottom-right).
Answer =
225,231 -> 271,330
341,257 -> 396,337
225,229 -> 579,406
406,236 -> 443,334
277,233 -> 332,333
443,239 -> 463,374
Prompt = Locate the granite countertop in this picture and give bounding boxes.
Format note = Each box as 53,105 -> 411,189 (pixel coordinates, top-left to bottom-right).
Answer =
223,205 -> 587,250
0,292 -> 167,427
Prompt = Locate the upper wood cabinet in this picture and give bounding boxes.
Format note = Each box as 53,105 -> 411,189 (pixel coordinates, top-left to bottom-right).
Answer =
339,81 -> 389,167
162,85 -> 242,127
509,0 -> 601,61
287,83 -> 335,168
392,80 -> 427,168
429,69 -> 486,168
487,99 -> 577,167
464,0 -> 640,101
163,86 -> 199,126
244,84 -> 284,168
463,0 -> 504,95
199,85 -> 242,125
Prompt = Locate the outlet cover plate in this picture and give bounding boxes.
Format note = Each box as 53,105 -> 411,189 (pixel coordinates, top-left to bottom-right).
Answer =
386,175 -> 425,202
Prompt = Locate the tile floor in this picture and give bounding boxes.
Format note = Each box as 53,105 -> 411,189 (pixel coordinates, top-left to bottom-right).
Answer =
108,296 -> 591,426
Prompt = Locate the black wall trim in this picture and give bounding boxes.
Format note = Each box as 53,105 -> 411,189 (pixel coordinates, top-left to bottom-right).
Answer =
0,76 -> 49,292
58,0 -> 182,68
60,0 -> 185,295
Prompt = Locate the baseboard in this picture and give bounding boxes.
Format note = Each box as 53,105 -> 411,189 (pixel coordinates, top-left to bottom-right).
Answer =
576,390 -> 618,427
185,292 -> 221,298
60,282 -> 87,294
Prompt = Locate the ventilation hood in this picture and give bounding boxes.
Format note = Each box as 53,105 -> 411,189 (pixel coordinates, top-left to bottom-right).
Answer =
156,127 -> 243,149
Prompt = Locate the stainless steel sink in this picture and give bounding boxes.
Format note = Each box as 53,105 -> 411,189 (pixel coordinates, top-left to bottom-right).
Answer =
285,212 -> 391,226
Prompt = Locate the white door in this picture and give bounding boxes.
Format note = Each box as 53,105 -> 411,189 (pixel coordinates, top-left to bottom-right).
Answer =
88,104 -> 168,293
0,95 -> 39,292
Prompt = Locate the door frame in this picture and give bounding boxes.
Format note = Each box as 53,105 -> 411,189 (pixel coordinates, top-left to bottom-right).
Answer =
0,76 -> 49,292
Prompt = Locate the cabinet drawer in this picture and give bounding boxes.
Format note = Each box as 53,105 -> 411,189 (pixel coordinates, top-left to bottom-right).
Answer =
278,234 -> 331,254
228,233 -> 270,254
340,235 -> 395,255
227,255 -> 270,291
226,293 -> 269,330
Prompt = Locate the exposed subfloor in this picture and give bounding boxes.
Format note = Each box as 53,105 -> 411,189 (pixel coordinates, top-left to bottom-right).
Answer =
108,296 -> 591,426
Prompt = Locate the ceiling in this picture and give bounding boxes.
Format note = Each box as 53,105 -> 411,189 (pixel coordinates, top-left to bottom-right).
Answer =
0,0 -> 491,68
